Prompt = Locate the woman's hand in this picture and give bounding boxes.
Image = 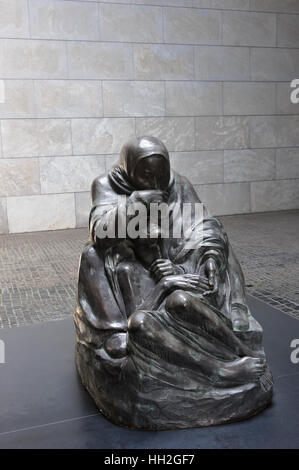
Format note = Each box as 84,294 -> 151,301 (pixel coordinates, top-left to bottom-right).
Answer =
203,257 -> 220,297
150,259 -> 180,281
159,273 -> 210,294
128,190 -> 166,207
140,273 -> 209,311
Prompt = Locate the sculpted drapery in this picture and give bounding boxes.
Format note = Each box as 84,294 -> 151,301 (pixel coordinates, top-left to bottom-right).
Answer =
74,136 -> 273,429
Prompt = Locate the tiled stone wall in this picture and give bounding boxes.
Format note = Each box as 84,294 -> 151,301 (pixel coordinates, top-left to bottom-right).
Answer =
0,0 -> 299,233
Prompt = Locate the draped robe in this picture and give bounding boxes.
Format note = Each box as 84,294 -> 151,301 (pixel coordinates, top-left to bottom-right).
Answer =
74,138 -> 273,429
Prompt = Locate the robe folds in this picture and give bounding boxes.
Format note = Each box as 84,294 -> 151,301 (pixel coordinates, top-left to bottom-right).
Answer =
74,138 -> 273,429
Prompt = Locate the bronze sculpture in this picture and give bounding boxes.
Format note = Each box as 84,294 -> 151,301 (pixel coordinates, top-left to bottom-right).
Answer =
74,136 -> 273,429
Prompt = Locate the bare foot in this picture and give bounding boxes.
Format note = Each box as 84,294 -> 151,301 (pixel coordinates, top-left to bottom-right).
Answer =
215,356 -> 266,387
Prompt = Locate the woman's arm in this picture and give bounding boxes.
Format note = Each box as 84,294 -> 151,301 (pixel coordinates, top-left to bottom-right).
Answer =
139,274 -> 209,311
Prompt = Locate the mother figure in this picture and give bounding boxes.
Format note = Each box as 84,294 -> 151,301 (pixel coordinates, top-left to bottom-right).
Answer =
74,136 -> 273,429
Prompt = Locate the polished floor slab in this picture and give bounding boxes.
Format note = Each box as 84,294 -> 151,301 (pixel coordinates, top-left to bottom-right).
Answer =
0,296 -> 298,449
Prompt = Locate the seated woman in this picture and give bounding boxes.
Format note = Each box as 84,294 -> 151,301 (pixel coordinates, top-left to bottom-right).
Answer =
74,136 -> 273,429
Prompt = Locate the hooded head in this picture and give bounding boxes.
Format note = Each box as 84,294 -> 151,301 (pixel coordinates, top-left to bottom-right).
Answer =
112,136 -> 171,192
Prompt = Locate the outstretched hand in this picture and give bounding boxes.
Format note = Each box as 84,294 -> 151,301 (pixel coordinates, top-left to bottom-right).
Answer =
150,258 -> 218,295
158,273 -> 210,293
150,259 -> 178,281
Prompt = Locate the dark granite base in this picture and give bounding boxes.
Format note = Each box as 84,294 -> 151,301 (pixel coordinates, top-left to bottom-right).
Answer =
0,296 -> 298,448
